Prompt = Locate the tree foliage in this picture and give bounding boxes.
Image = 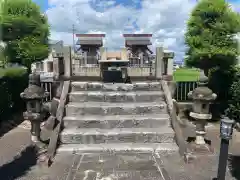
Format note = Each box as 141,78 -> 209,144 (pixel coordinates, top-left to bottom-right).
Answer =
227,67 -> 240,122
184,0 -> 240,73
0,0 -> 50,69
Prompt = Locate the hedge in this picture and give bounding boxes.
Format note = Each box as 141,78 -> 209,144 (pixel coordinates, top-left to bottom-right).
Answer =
0,67 -> 28,121
227,66 -> 240,122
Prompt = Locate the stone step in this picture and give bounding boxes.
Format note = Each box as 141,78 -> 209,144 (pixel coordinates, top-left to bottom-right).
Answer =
65,102 -> 167,116
71,81 -> 162,92
63,114 -> 170,129
57,143 -> 179,154
69,91 -> 165,103
60,127 -> 175,144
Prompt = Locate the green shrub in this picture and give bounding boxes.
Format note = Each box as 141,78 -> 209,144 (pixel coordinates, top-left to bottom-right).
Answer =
227,66 -> 240,122
208,67 -> 237,115
0,67 -> 28,120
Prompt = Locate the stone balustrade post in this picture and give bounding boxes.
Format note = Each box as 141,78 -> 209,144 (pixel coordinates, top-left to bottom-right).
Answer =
139,52 -> 144,67
84,51 -> 87,65
163,51 -> 174,80
100,47 -> 107,60
121,48 -> 128,60
63,46 -> 72,78
155,47 -> 163,79
53,57 -> 64,80
167,58 -> 174,76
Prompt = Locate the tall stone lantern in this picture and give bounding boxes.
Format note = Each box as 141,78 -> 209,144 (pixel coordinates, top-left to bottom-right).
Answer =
20,73 -> 49,143
188,74 -> 217,146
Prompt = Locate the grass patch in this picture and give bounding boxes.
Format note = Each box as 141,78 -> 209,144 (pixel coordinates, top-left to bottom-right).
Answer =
0,67 -> 27,78
0,68 -> 6,77
173,68 -> 200,82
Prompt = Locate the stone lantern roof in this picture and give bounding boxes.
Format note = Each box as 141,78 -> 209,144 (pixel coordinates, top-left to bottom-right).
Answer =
188,74 -> 217,101
20,73 -> 49,100
21,85 -> 49,100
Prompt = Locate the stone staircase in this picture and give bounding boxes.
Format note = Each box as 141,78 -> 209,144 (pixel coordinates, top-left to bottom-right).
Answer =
57,81 -> 178,153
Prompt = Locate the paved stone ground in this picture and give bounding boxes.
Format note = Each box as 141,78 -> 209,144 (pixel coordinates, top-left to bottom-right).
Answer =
1,121 -> 240,180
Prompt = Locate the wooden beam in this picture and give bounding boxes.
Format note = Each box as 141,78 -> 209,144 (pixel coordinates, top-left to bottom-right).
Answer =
123,34 -> 152,37
46,80 -> 70,166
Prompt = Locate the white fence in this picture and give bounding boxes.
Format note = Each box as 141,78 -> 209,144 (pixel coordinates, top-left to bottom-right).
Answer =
174,81 -> 198,101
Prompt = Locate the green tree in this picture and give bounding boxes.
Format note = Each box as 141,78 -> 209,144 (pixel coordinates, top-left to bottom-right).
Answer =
0,0 -> 50,70
184,0 -> 240,76
227,67 -> 240,122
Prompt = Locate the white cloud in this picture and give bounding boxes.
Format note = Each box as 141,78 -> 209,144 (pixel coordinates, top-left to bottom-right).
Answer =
46,0 -> 239,62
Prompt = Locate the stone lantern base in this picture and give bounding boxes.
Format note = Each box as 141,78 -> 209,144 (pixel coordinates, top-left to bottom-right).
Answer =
184,136 -> 214,163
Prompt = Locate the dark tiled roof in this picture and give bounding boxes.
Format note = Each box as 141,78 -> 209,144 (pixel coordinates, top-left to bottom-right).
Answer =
123,34 -> 152,37
125,40 -> 152,45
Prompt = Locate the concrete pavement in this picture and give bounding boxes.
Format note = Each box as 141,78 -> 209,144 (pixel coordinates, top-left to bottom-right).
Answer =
0,121 -> 239,180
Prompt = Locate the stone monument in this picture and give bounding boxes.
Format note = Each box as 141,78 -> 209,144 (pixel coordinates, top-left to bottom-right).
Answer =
187,72 -> 217,159
20,73 -> 49,143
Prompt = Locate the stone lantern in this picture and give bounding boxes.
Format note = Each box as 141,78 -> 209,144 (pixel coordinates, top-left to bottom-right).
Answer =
188,73 -> 217,146
20,73 -> 49,143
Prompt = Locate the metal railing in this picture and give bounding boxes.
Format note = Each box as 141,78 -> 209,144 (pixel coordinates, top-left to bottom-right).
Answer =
128,60 -> 154,77
174,81 -> 198,102
41,81 -> 54,102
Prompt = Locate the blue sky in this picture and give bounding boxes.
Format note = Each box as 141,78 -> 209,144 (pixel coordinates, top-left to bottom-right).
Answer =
34,0 -> 143,11
34,0 -> 240,12
33,0 -> 48,11
34,0 -> 240,62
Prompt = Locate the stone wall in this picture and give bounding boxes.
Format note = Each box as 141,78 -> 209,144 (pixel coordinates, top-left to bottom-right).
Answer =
72,67 -> 100,76
127,67 -> 151,77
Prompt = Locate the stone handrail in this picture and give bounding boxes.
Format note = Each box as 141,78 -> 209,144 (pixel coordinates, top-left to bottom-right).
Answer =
46,80 -> 70,166
161,80 -> 189,156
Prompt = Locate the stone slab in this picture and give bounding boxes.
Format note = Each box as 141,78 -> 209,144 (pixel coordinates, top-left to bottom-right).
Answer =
65,153 -> 166,180
63,114 -> 170,129
71,81 -> 162,92
65,102 -> 167,116
57,143 -> 179,154
69,91 -> 165,103
60,127 -> 175,144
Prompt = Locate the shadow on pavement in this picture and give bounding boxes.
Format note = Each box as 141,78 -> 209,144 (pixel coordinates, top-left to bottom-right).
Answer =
228,154 -> 240,180
0,112 -> 24,138
0,145 -> 38,180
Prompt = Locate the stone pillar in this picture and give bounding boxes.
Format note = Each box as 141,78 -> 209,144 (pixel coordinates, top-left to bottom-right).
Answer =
100,47 -> 107,60
63,46 -> 72,78
36,62 -> 41,72
53,57 -> 60,80
167,58 -> 174,76
155,47 -> 163,79
43,61 -> 47,72
53,57 -> 64,80
84,51 -> 87,65
139,52 -> 144,66
121,48 -> 128,60
163,51 -> 174,80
